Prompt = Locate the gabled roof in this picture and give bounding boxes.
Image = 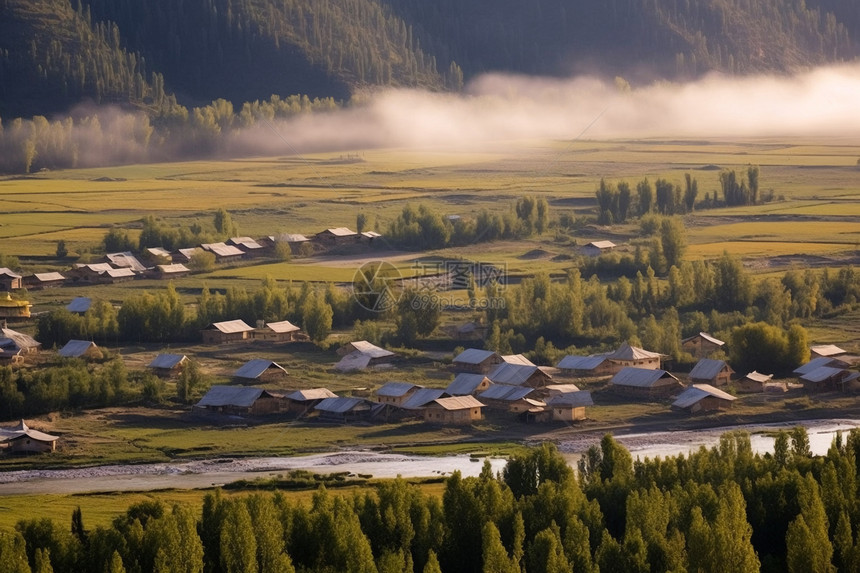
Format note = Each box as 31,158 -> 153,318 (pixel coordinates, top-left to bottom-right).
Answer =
177,247 -> 201,260
0,328 -> 40,351
376,381 -> 420,397
0,420 -> 58,443
104,268 -> 136,279
672,384 -> 736,409
196,385 -> 271,408
146,247 -> 173,259
682,332 -> 726,346
430,395 -> 485,411
556,354 -> 608,370
608,342 -> 664,361
487,362 -> 548,386
502,354 -> 536,366
401,388 -> 447,409
200,243 -> 244,257
479,384 -> 533,401
319,227 -> 357,237
263,320 -> 300,333
58,339 -> 97,358
794,357 -> 849,375
0,267 -> 21,279
31,272 -> 65,282
105,251 -> 147,272
545,383 -> 581,394
234,359 -> 287,379
584,240 -> 616,249
610,367 -> 679,388
453,348 -> 500,365
278,233 -> 310,243
75,262 -> 115,273
339,340 -> 394,358
287,388 -> 338,401
156,263 -> 190,274
228,237 -> 264,250
315,396 -> 372,413
547,391 -> 594,407
204,319 -> 254,333
445,373 -> 491,395
362,231 -> 382,239
744,371 -> 773,383
147,353 -> 187,370
811,344 -> 847,357
335,352 -> 372,372
689,359 -> 732,381
800,366 -> 846,383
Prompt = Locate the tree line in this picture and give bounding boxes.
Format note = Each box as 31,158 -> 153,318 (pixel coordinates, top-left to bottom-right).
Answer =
5,428 -> 860,572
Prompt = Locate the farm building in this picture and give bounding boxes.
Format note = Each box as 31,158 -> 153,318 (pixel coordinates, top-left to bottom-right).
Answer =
555,354 -> 613,377
285,388 -> 338,414
0,420 -> 59,453
581,241 -> 616,256
401,388 -> 447,410
0,268 -> 22,291
58,340 -> 102,360
810,344 -> 847,359
145,247 -> 173,261
66,297 -> 92,314
200,242 -> 245,262
487,362 -> 553,388
233,359 -> 288,383
736,371 -> 777,393
0,293 -> 32,319
681,332 -> 726,359
478,384 -> 535,410
423,396 -> 485,425
445,373 -> 492,396
688,359 -> 734,387
501,354 -> 536,366
375,382 -> 422,406
201,320 -> 255,344
546,391 -> 594,422
254,320 -> 301,343
315,227 -> 359,246
452,321 -> 489,341
543,384 -> 581,397
104,252 -> 147,272
176,248 -> 201,263
314,397 -> 375,422
194,386 -> 284,416
609,367 -> 683,399
147,354 -> 187,377
23,272 -> 66,290
274,234 -> 311,254
799,366 -> 851,392
0,327 -> 41,355
150,264 -> 191,279
452,348 -> 503,374
605,342 -> 664,371
672,384 -> 736,414
69,264 -> 136,284
794,357 -> 851,376
334,341 -> 395,372
228,237 -> 266,256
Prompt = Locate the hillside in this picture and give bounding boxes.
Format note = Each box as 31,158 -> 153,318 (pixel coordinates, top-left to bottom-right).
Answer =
1,0 -> 858,118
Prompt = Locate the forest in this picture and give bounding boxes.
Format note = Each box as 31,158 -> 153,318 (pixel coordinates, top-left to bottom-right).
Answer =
1,430 -> 859,572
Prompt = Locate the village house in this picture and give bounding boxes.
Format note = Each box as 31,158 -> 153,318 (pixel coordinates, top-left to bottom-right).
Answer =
285,388 -> 338,414
334,340 -> 396,372
176,247 -> 201,263
546,391 -> 594,422
0,268 -> 23,291
681,332 -> 726,359
104,251 -> 147,272
423,395 -> 484,425
543,383 -> 581,397
274,234 -> 312,254
799,366 -> 851,392
69,263 -> 137,284
688,358 -> 734,387
314,227 -> 359,247
233,359 -> 289,384
149,263 -> 191,280
477,384 -> 535,410
23,272 -> 66,290
450,321 -> 489,341
736,371 -> 779,393
201,319 -> 255,344
375,382 -> 422,407
0,420 -> 59,453
810,344 -> 847,359
445,373 -> 492,396
0,327 -> 39,364
253,320 -> 301,343
794,356 -> 851,377
314,397 -> 375,422
144,247 -> 173,262
66,297 -> 92,314
609,367 -> 683,399
0,293 -> 32,319
452,348 -> 503,374
486,362 -> 553,388
194,386 -> 285,417
400,388 -> 447,411
58,339 -> 102,360
555,354 -> 613,377
605,342 -> 664,372
147,353 -> 187,377
672,384 -> 737,414
581,240 -> 617,257
227,237 -> 267,257
200,242 -> 245,263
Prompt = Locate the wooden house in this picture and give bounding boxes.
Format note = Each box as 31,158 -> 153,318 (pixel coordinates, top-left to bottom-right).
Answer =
581,240 -> 616,257
144,247 -> 173,262
688,358 -> 734,387
254,320 -> 301,343
0,293 -> 32,319
445,373 -> 492,396
147,354 -> 187,377
58,340 -> 102,360
233,359 -> 288,384
227,237 -> 266,257
423,396 -> 484,425
486,362 -> 553,388
0,327 -> 41,355
681,332 -> 726,359
736,371 -> 776,393
194,386 -> 284,416
477,384 -> 534,410
200,242 -> 245,262
375,382 -> 422,407
23,272 -> 66,290
794,357 -> 850,377
672,384 -> 736,414
0,420 -> 58,453
0,268 -> 22,291
799,366 -> 850,392
201,320 -> 255,344
314,227 -> 359,246
334,341 -> 395,372
150,264 -> 191,280
104,252 -> 147,272
286,388 -> 338,414
609,367 -> 683,399
605,342 -> 663,372
546,391 -> 594,422
314,397 -> 375,422
275,234 -> 312,254
555,354 -> 613,377
452,348 -> 503,374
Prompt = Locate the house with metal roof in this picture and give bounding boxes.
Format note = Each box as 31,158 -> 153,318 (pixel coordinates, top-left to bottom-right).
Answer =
23,272 -> 66,290
228,237 -> 266,256
105,251 -> 147,272
285,388 -> 338,414
335,341 -> 396,372
65,297 -> 92,314
688,358 -> 734,387
194,386 -> 284,416
581,241 -> 616,256
0,328 -> 41,355
799,366 -> 851,392
452,348 -> 503,374
486,362 -> 553,388
605,342 -> 664,371
201,319 -> 255,344
361,231 -> 382,242
401,388 -> 448,410
736,371 -> 779,393
0,420 -> 59,453
200,242 -> 245,262
546,391 -> 594,421
681,332 -> 726,359
0,268 -> 22,291
793,356 -> 850,376
254,320 -> 302,343
423,396 -> 485,425
150,263 -> 191,280
672,384 -> 736,414
810,344 -> 847,359
314,397 -> 375,421
233,359 -> 288,383
145,247 -> 173,261
314,227 -> 359,246
375,382 -> 422,407
445,373 -> 492,396
58,340 -> 102,360
477,384 -> 535,412
555,354 -> 613,376
501,354 -> 536,366
609,367 -> 683,399
147,353 -> 188,377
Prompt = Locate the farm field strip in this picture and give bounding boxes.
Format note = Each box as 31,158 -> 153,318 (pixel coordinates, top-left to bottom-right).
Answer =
687,241 -> 855,258
687,220 -> 860,243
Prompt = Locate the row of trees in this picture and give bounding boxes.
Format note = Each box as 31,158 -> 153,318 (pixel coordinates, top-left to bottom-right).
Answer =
6,429 -> 860,572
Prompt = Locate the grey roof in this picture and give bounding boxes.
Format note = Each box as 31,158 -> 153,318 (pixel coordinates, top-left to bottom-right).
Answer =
234,359 -> 287,379
58,340 -> 97,358
401,388 -> 447,409
487,362 -> 548,386
545,383 -> 581,394
376,381 -> 420,397
195,386 -> 270,408
547,391 -> 594,407
315,396 -> 372,413
556,354 -> 608,371
672,384 -> 736,409
279,233 -> 310,243
75,263 -> 114,272
0,420 -> 58,443
689,359 -> 731,381
156,263 -> 190,274
682,332 -> 726,346
453,348 -> 499,365
66,297 -> 92,313
479,384 -> 533,401
105,251 -> 147,272
105,268 -> 136,279
31,272 -> 65,282
178,247 -> 201,260
146,247 -> 173,258
335,352 -> 373,372
794,357 -> 849,375
229,237 -> 264,250
147,353 -> 187,369
610,367 -> 679,388
0,267 -> 21,279
0,328 -> 40,351
205,319 -> 254,333
584,240 -> 616,249
361,231 -> 382,239
800,366 -> 846,383
502,354 -> 536,366
287,388 -> 338,401
608,342 -> 664,361
319,227 -> 357,237
341,340 -> 395,358
264,320 -> 300,333
201,243 -> 244,257
430,395 -> 485,410
445,373 -> 490,395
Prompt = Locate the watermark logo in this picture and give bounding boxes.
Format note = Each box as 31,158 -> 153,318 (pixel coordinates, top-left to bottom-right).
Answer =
352,261 -> 403,312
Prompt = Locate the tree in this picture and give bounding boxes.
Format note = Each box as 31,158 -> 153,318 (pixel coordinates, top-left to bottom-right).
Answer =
659,216 -> 686,271
213,209 -> 237,237
302,290 -> 333,343
395,288 -> 441,346
220,502 -> 257,573
55,240 -> 68,259
786,476 -> 835,573
176,359 -> 205,403
481,522 -> 519,573
356,212 -> 369,234
188,250 -> 216,272
730,321 -> 810,374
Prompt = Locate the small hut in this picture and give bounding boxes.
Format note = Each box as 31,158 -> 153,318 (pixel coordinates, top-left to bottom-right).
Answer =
672,384 -> 736,414
254,320 -> 301,343
201,320 -> 255,344
58,340 -> 102,360
609,367 -> 683,399
423,396 -> 484,425
194,386 -> 284,416
0,420 -> 58,453
681,332 -> 726,359
546,391 -> 594,422
445,373 -> 492,396
736,371 -> 776,393
147,354 -> 187,377
688,358 -> 734,387
452,348 -> 503,374
375,382 -> 422,407
233,359 -> 289,384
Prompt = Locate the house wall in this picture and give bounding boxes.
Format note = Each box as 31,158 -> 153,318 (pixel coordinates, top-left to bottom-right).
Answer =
7,437 -> 55,453
552,406 -> 586,421
692,370 -> 732,387
682,339 -> 722,359
0,276 -> 22,291
612,381 -> 681,399
202,330 -> 249,344
607,357 -> 661,373
423,407 -> 482,424
376,394 -> 412,407
736,380 -> 764,393
453,357 -> 501,374
686,396 -> 733,413
253,330 -> 297,342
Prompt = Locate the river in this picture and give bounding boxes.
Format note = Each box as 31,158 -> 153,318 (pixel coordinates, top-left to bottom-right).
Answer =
1,418 -> 858,496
